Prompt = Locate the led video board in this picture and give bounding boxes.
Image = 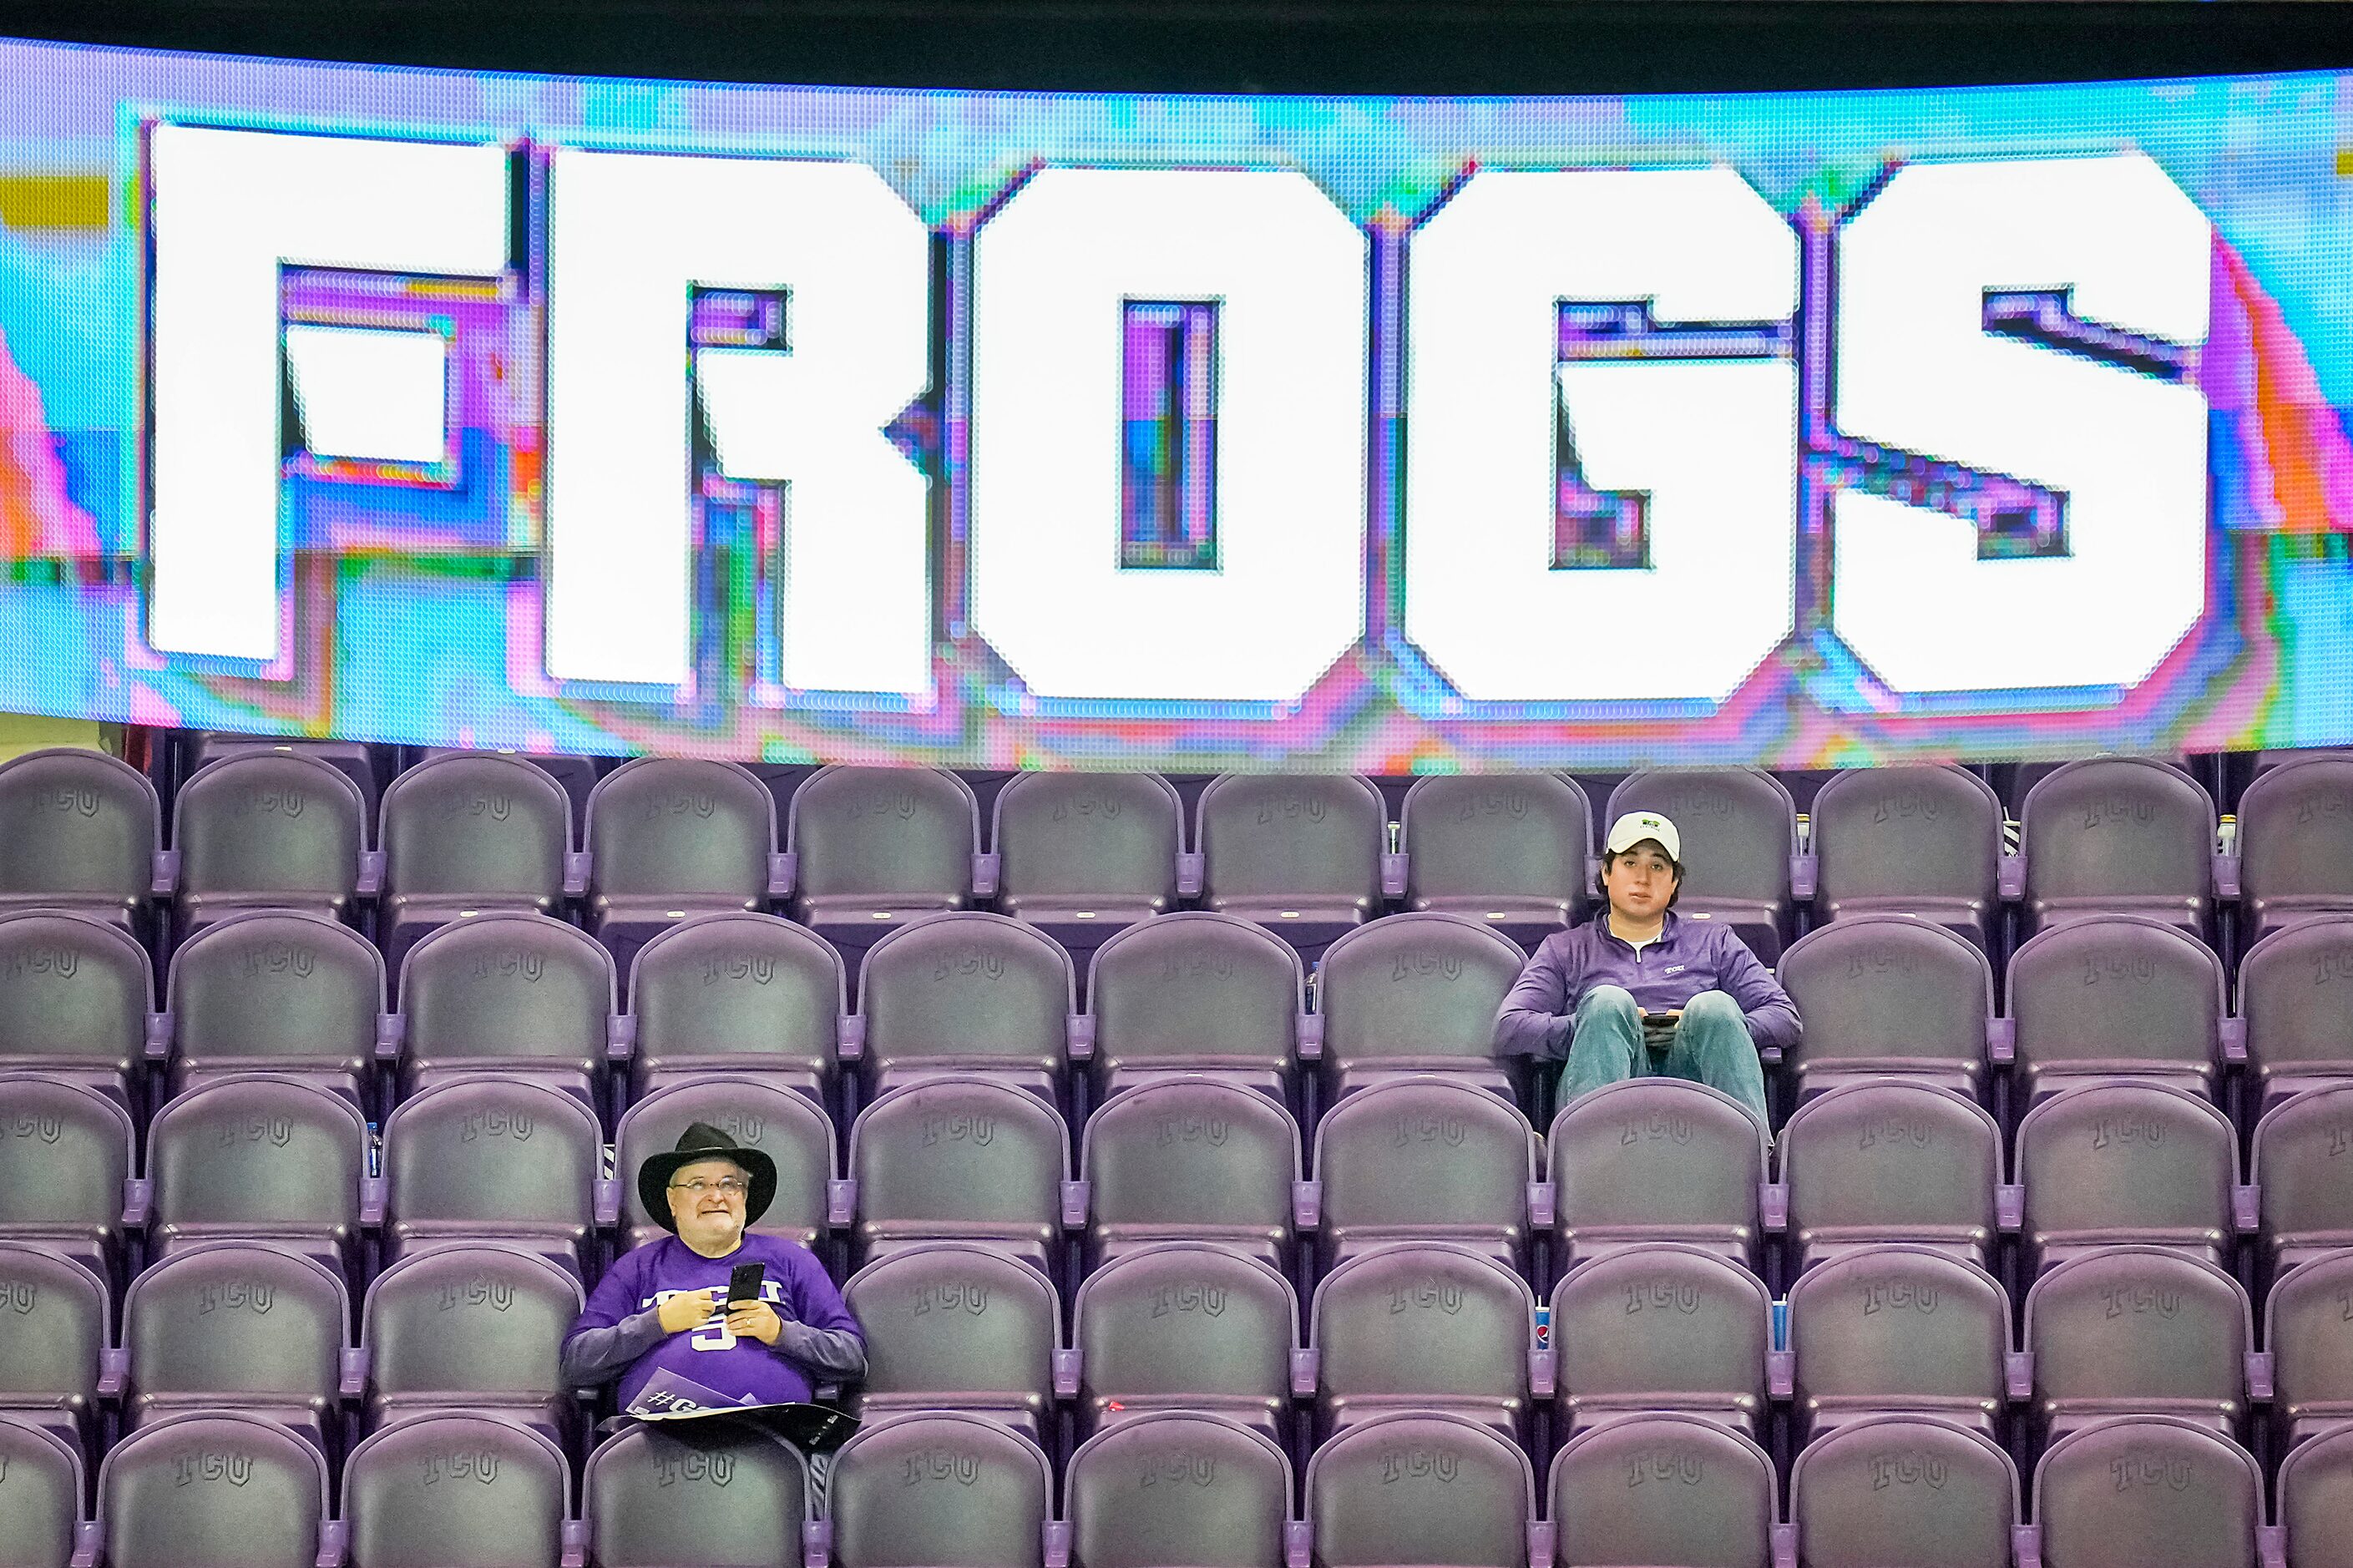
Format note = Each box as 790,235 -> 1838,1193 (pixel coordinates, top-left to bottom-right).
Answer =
0,39 -> 2345,769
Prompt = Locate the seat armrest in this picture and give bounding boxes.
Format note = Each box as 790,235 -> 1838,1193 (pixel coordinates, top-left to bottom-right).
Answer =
1379,852 -> 1409,899
2006,1351 -> 2033,1403
1053,1347 -> 1081,1399
1293,1181 -> 1321,1232
1767,1349 -> 1794,1400
1042,1520 -> 1071,1568
559,1520 -> 589,1568
1527,1181 -> 1555,1229
120,1178 -> 149,1229
375,1014 -> 404,1063
563,851 -> 590,900
595,1179 -> 621,1230
1760,1183 -> 1788,1232
1987,1017 -> 2015,1065
1997,1184 -> 2024,1232
768,851 -> 797,900
827,1179 -> 857,1229
1284,1520 -> 1311,1568
2221,1018 -> 2247,1064
1296,1013 -> 1323,1062
339,1346 -> 368,1400
1529,1345 -> 1555,1399
150,848 -> 180,898
1176,852 -> 1204,899
315,1520 -> 349,1568
1998,852 -> 2026,902
72,1521 -> 102,1568
836,1015 -> 864,1063
1528,1523 -> 1556,1568
1060,1181 -> 1090,1231
144,1013 -> 172,1063
98,1347 -> 127,1399
606,1014 -> 637,1062
1790,852 -> 1818,900
2259,1524 -> 2286,1568
1067,1014 -> 1095,1063
360,1176 -> 387,1228
971,852 -> 1000,899
802,1518 -> 832,1568
2014,1523 -> 2042,1568
355,851 -> 384,899
2234,1186 -> 2261,1235
1290,1347 -> 1318,1399
2214,850 -> 2242,900
2248,1350 -> 2275,1402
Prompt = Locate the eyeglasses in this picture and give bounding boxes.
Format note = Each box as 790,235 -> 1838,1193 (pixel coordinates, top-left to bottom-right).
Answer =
667,1177 -> 751,1197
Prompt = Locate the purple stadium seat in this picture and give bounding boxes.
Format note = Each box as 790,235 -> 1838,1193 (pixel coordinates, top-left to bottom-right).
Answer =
855,912 -> 1075,1105
1310,1075 -> 1541,1272
990,770 -> 1183,957
2253,1086 -> 2353,1283
1311,913 -> 1526,1104
2006,915 -> 2229,1105
2265,1247 -> 2353,1453
625,912 -> 846,1107
1306,1410 -> 1538,1568
171,751 -> 369,938
388,912 -> 618,1112
375,1077 -> 605,1275
784,764 -> 982,964
840,1242 -> 1059,1441
1785,1414 -> 2022,1568
162,911 -> 379,1107
2013,1082 -> 2242,1280
2028,1416 -> 2264,1568
144,1074 -> 366,1270
1077,1075 -> 1303,1272
2019,1247 -> 2256,1444
1774,915 -> 1998,1105
1550,1412 -> 1776,1568
2276,1424 -> 2353,1568
342,1412 -> 571,1568
1550,1241 -> 1770,1439
1067,1242 -> 1298,1441
2014,756 -> 2218,940
1810,764 -> 2004,949
0,1073 -> 136,1282
2239,915 -> 2353,1119
1549,1077 -> 1769,1279
1062,1412 -> 1293,1568
1605,766 -> 1799,962
824,1411 -> 1050,1568
0,1416 -> 82,1568
357,1242 -> 583,1441
1397,772 -> 1594,953
1194,773 -> 1389,961
375,751 -> 572,975
119,1242 -> 350,1442
1774,1081 -> 2004,1276
1306,1242 -> 1541,1439
843,1077 -> 1069,1277
584,1419 -> 811,1568
583,756 -> 777,974
613,1080 -> 833,1256
1084,912 -> 1307,1105
2236,751 -> 2353,941
85,1409 -> 334,1568
1784,1246 -> 2011,1445
0,909 -> 152,1109
0,1242 -> 108,1448
0,747 -> 165,931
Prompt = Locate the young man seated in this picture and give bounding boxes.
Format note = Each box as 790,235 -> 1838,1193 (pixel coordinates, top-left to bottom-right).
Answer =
1491,810 -> 1796,1126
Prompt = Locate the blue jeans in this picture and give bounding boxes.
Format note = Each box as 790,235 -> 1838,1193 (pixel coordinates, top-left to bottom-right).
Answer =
1560,985 -> 1769,1127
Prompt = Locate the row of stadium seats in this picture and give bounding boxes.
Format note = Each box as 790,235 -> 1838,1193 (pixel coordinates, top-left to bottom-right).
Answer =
15,893 -> 2353,1147
9,1063 -> 2352,1315
23,744 -> 2353,974
16,1404 -> 2345,1568
11,1229 -> 2349,1465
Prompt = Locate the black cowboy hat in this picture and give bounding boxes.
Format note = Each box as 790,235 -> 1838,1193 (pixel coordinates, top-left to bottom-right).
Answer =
637,1122 -> 777,1232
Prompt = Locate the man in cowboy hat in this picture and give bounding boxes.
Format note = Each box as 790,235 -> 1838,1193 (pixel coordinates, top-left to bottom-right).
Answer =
1492,810 -> 1797,1126
561,1122 -> 864,1410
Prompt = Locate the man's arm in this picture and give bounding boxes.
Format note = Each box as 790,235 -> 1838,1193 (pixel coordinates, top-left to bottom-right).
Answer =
1492,933 -> 1579,1061
1712,928 -> 1800,1054
559,1253 -> 669,1388
774,1250 -> 867,1380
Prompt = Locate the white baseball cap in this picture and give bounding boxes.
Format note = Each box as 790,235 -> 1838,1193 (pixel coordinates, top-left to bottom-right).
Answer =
1604,811 -> 1681,862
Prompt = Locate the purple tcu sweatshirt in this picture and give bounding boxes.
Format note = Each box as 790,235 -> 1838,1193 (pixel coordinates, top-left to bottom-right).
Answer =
1491,909 -> 1801,1062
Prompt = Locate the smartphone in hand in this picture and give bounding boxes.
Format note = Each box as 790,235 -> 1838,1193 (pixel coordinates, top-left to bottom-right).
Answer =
726,1262 -> 767,1309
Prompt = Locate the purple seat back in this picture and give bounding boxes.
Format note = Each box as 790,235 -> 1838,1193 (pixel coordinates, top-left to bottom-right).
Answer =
1307,1410 -> 1535,1568
1549,1411 -> 1775,1568
94,1410 -> 330,1568
2017,757 -> 2216,936
342,1412 -> 569,1568
2031,1416 -> 2263,1568
1775,916 -> 1995,1099
2006,915 -> 2225,1100
1788,1414 -> 2019,1568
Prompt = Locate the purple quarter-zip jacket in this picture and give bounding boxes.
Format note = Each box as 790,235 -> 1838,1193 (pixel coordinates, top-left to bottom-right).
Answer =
1491,909 -> 1801,1062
